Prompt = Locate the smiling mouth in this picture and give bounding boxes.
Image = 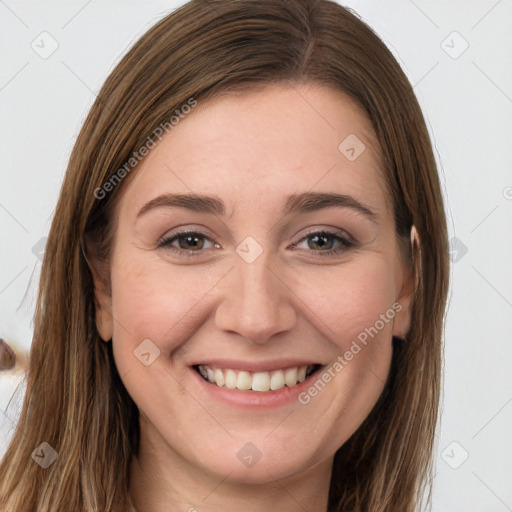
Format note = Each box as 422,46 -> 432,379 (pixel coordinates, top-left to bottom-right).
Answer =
193,364 -> 322,392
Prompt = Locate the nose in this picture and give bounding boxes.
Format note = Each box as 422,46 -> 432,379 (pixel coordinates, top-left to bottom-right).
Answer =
214,252 -> 297,345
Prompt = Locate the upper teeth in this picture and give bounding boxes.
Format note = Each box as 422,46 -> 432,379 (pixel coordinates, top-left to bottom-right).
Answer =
197,364 -> 314,392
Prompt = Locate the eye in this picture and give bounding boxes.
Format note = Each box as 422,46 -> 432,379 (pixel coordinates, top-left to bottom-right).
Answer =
291,229 -> 356,256
157,227 -> 357,258
158,228 -> 220,257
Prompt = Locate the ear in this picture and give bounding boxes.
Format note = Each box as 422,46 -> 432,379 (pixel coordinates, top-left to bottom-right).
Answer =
82,236 -> 113,342
392,225 -> 421,340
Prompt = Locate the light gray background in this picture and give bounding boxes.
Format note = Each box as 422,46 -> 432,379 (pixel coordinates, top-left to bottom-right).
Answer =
1,1 -> 511,511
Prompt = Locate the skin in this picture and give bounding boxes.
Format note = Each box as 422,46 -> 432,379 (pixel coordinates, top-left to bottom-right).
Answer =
90,82 -> 415,512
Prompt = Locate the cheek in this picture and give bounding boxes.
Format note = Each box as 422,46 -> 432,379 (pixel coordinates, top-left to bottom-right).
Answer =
108,251 -> 223,353
107,252 -> 224,419
289,255 -> 397,418
109,248 -> 397,354
293,256 -> 397,347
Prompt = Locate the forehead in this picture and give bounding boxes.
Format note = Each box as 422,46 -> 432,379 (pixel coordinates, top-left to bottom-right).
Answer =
115,82 -> 390,223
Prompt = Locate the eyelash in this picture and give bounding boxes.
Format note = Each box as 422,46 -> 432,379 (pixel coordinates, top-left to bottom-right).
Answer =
158,227 -> 356,258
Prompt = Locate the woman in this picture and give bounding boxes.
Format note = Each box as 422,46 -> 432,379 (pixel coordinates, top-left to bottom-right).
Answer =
0,1 -> 449,510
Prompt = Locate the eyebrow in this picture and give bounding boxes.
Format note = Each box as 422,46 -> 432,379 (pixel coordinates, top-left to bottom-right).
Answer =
136,192 -> 378,223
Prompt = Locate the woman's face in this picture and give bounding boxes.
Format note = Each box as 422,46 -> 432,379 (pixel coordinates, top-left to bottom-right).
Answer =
93,82 -> 413,486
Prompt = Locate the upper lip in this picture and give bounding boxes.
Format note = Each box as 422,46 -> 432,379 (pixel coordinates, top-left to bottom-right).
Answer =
189,358 -> 323,372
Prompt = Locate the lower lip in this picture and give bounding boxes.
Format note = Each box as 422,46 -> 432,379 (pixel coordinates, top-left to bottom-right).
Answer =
189,366 -> 325,409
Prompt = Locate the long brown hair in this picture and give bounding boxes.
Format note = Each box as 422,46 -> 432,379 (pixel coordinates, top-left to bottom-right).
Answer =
0,1 -> 449,510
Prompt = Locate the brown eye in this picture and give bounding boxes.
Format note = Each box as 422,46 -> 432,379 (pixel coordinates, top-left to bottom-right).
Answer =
158,228 -> 220,257
293,230 -> 355,256
307,232 -> 336,250
176,234 -> 205,250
